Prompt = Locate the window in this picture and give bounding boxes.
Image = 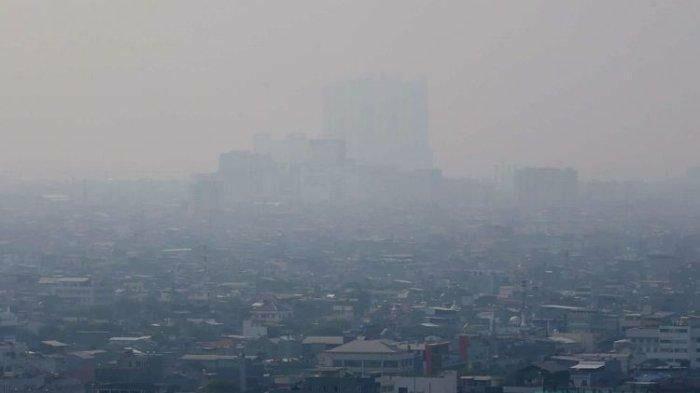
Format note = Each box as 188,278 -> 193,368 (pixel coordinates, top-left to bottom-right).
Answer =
384,361 -> 399,368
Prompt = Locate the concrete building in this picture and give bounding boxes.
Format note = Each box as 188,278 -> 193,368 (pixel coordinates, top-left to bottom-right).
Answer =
324,76 -> 433,172
38,276 -> 105,306
380,371 -> 457,393
318,339 -> 419,375
626,328 -> 660,359
297,373 -> 379,393
626,317 -> 700,368
302,336 -> 345,359
250,299 -> 293,324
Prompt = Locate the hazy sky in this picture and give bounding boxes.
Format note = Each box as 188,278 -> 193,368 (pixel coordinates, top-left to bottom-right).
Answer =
2,0 -> 699,180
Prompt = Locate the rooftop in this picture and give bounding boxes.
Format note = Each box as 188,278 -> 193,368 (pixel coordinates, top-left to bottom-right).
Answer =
571,361 -> 606,371
326,339 -> 403,354
41,340 -> 68,348
39,277 -> 90,284
302,336 -> 345,346
181,354 -> 239,361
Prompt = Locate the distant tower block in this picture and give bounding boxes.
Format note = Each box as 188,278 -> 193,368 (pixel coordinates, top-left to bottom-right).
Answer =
323,75 -> 434,171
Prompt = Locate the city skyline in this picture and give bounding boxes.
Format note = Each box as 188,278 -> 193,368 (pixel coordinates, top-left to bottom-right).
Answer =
2,1 -> 700,180
4,3 -> 700,391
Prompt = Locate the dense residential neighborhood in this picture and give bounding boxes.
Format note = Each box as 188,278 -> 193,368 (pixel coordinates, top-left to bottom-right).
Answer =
2,153 -> 700,392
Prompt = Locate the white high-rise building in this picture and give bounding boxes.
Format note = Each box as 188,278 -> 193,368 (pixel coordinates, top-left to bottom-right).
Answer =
323,76 -> 433,172
626,317 -> 700,368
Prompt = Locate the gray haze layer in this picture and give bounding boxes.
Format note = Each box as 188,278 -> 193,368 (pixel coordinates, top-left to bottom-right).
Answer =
2,0 -> 699,180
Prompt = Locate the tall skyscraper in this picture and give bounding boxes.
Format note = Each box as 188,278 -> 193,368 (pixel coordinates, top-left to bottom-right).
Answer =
514,167 -> 579,210
323,75 -> 433,172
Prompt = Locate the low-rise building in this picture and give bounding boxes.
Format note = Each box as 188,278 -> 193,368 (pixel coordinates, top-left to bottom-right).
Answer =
380,371 -> 457,393
38,276 -> 107,306
625,317 -> 700,368
318,339 -> 419,375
